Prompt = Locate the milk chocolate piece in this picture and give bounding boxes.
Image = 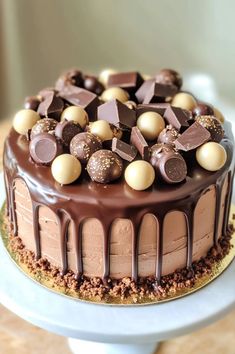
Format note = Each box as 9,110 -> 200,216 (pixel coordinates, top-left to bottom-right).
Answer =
31,118 -> 58,139
37,92 -> 64,120
163,106 -> 189,131
130,126 -> 149,160
107,72 -> 143,94
136,103 -> 170,117
155,69 -> 182,89
112,137 -> 137,162
135,79 -> 155,103
97,99 -> 136,129
174,121 -> 211,151
24,96 -> 41,111
55,120 -> 82,146
143,83 -> 177,104
29,133 -> 63,165
59,85 -> 100,121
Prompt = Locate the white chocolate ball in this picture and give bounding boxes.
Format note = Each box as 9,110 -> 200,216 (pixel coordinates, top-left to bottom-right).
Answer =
61,106 -> 88,128
99,69 -> 117,87
51,154 -> 82,185
172,92 -> 197,111
101,87 -> 129,103
13,109 -> 41,135
125,160 -> 155,191
90,120 -> 113,141
196,142 -> 227,172
137,112 -> 165,141
213,107 -> 225,124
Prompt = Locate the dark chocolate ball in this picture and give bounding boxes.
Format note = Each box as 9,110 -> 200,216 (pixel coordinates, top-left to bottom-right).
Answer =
70,132 -> 102,164
29,133 -> 63,165
24,96 -> 41,111
150,143 -> 187,184
55,69 -> 84,91
193,103 -> 214,117
83,76 -> 105,95
55,120 -> 83,146
31,118 -> 58,139
157,125 -> 180,145
195,115 -> 224,143
155,69 -> 182,89
87,150 -> 123,183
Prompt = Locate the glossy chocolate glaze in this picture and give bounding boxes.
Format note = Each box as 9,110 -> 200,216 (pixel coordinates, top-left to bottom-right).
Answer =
3,125 -> 235,282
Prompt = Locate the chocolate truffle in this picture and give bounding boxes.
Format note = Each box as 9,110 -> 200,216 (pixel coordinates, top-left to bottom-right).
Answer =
55,120 -> 82,146
193,103 -> 214,117
70,132 -> 102,164
83,76 -> 104,95
155,69 -> 182,89
157,125 -> 180,145
87,150 -> 123,183
31,118 -> 58,139
29,133 -> 63,165
24,96 -> 41,111
196,116 -> 224,143
55,69 -> 84,91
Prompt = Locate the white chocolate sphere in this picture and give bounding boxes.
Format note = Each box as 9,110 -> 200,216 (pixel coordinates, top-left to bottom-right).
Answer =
51,154 -> 82,185
13,109 -> 41,135
196,142 -> 227,172
213,107 -> 225,124
172,92 -> 197,111
124,160 -> 155,191
137,112 -> 165,141
90,120 -> 113,141
101,87 -> 129,103
61,106 -> 88,128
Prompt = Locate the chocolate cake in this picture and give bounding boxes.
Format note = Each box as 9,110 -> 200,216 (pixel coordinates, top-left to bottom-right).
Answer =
3,68 -> 235,303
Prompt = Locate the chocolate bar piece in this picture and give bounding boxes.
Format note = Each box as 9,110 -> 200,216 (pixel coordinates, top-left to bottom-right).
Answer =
130,126 -> 149,161
37,92 -> 64,121
112,137 -> 137,162
107,72 -> 143,94
163,105 -> 189,131
135,79 -> 155,103
174,121 -> 211,151
143,83 -> 178,104
136,103 -> 170,118
97,99 -> 136,129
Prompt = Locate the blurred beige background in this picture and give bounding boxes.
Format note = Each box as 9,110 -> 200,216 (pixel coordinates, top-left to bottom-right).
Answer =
0,0 -> 234,120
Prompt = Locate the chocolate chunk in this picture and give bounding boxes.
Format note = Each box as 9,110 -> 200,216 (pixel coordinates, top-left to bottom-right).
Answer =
195,116 -> 224,143
130,126 -> 149,161
174,121 -> 211,151
37,92 -> 64,120
24,96 -> 41,111
112,137 -> 137,162
107,72 -> 143,95
97,99 -> 136,129
29,133 -> 63,165
193,103 -> 214,117
155,69 -> 182,89
158,125 -> 180,145
163,105 -> 189,131
150,143 -> 187,184
143,83 -> 177,104
55,120 -> 82,146
87,150 -> 123,183
59,85 -> 100,121
136,103 -> 170,118
31,118 -> 58,139
135,79 -> 155,103
70,132 -> 102,164
83,76 -> 104,95
38,88 -> 57,99
55,69 -> 83,91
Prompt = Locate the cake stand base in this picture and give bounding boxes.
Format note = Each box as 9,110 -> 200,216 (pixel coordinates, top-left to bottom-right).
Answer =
68,338 -> 158,354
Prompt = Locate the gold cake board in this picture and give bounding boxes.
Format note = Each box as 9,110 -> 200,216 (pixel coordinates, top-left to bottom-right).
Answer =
0,204 -> 234,306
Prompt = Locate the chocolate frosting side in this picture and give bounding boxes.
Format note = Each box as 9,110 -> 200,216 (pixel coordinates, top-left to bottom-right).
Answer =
3,125 -> 235,282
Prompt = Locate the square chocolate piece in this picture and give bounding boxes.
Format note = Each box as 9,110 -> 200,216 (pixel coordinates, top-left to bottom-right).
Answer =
107,72 -> 144,94
135,79 -> 155,103
143,83 -> 178,104
163,105 -> 189,131
174,121 -> 211,151
136,103 -> 170,118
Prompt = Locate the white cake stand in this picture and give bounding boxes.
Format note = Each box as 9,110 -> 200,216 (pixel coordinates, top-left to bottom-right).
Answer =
0,178 -> 235,354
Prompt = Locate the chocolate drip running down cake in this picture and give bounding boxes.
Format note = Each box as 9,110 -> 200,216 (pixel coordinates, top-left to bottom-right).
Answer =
3,68 -> 235,303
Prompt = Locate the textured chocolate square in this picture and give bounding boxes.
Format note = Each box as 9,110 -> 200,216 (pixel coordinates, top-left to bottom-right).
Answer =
163,106 -> 189,131
174,121 -> 211,151
143,83 -> 177,104
107,72 -> 143,94
97,99 -> 136,129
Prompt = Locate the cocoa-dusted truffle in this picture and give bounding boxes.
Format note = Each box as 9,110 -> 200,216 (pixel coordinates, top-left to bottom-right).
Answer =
31,118 -> 58,139
155,68 -> 182,89
87,150 -> 123,183
193,103 -> 214,117
158,125 -> 180,145
150,143 -> 187,184
29,133 -> 63,165
195,116 -> 224,143
70,132 -> 102,164
55,120 -> 82,146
